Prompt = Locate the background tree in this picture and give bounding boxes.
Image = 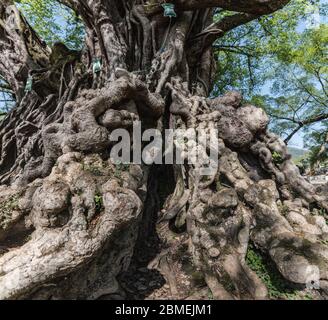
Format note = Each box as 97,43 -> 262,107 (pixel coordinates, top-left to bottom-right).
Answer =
16,0 -> 85,47
213,0 -> 327,167
0,0 -> 328,300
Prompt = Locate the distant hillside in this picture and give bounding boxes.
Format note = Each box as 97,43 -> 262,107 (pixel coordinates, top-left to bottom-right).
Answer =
287,146 -> 308,159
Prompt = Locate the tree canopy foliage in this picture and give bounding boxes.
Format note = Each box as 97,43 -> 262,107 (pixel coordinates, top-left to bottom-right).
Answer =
213,0 -> 327,167
15,0 -> 85,48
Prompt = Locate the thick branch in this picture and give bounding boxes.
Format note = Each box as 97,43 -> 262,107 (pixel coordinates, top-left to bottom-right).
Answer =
146,0 -> 290,16
190,13 -> 259,50
270,113 -> 328,144
284,124 -> 303,144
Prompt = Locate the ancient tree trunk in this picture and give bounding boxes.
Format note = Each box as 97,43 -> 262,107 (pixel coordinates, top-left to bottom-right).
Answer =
0,0 -> 327,299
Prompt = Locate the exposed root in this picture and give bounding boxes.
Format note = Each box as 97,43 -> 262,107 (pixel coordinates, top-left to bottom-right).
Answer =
0,152 -> 146,299
165,78 -> 328,299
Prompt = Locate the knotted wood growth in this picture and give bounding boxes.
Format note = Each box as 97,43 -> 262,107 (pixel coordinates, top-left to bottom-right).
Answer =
0,0 -> 327,299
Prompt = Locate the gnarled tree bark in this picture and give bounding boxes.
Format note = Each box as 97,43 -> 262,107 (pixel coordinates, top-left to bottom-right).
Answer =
0,0 -> 327,300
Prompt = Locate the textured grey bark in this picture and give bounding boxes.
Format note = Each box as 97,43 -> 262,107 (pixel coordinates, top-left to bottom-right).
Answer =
0,0 -> 327,300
